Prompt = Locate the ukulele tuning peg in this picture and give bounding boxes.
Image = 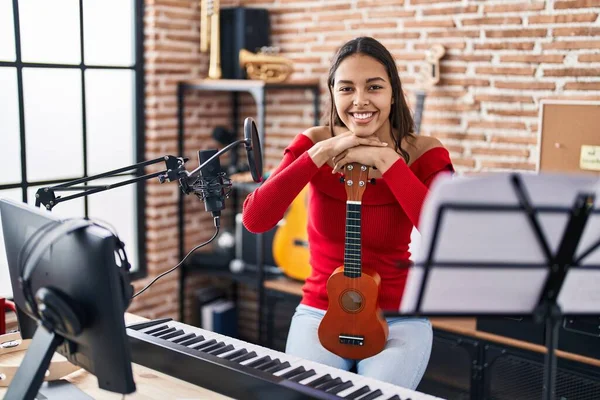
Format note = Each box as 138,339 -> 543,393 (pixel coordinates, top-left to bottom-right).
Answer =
339,176 -> 345,184
370,178 -> 376,185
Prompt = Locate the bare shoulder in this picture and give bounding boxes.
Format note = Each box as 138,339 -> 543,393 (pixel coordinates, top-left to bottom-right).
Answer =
405,135 -> 445,162
301,126 -> 333,144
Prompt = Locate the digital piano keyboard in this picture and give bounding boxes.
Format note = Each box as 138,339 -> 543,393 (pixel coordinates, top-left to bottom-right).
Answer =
126,318 -> 443,400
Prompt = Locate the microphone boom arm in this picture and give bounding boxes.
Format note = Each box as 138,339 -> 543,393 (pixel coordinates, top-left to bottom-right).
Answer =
35,117 -> 263,212
36,155 -> 188,211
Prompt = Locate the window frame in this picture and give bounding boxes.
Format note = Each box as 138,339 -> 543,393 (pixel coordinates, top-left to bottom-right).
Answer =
0,0 -> 147,281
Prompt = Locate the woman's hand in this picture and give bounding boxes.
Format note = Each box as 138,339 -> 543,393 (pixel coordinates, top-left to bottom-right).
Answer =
307,130 -> 388,167
332,145 -> 401,174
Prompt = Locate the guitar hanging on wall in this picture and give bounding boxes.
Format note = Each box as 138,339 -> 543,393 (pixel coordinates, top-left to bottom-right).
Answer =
317,163 -> 388,360
200,0 -> 222,79
413,44 -> 445,135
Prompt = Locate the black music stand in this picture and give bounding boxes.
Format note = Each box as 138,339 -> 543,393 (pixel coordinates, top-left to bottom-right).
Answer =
396,172 -> 600,400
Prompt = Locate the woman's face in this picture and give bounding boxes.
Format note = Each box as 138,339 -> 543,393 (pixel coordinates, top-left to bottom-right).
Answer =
332,54 -> 393,139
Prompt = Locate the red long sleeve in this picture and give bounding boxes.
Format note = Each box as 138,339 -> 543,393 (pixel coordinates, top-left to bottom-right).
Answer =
382,148 -> 454,228
242,134 -> 318,233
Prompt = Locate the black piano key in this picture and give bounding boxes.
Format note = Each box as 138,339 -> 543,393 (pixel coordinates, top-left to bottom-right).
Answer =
145,324 -> 170,335
316,377 -> 342,391
153,327 -> 176,337
208,344 -> 234,356
280,366 -> 306,379
289,370 -> 316,383
344,385 -> 371,399
221,348 -> 247,360
264,361 -> 290,374
359,389 -> 383,400
192,339 -> 217,350
231,351 -> 257,363
306,374 -> 333,388
386,396 -> 401,400
245,356 -> 272,368
179,335 -> 205,347
254,359 -> 280,371
172,333 -> 195,344
159,329 -> 185,340
326,380 -> 354,394
200,342 -> 227,353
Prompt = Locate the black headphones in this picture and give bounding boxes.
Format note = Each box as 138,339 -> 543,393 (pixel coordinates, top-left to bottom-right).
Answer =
17,218 -> 133,337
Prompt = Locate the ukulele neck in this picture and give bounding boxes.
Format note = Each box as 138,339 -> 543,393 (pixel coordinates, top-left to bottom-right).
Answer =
344,200 -> 362,278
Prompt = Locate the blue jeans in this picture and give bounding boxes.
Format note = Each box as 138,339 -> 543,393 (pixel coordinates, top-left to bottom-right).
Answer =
285,304 -> 433,389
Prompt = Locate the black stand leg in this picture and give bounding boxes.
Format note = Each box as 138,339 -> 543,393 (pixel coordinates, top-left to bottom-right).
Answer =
5,325 -> 63,400
542,304 -> 561,400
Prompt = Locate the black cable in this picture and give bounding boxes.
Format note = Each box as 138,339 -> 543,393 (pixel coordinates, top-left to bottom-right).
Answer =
131,220 -> 220,300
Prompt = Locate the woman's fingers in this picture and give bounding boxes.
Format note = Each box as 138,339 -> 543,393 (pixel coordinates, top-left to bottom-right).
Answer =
358,137 -> 388,147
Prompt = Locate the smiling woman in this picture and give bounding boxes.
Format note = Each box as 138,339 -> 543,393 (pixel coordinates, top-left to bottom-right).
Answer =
242,36 -> 454,389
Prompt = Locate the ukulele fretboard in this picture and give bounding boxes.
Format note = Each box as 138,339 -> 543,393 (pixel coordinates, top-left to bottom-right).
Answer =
344,201 -> 362,278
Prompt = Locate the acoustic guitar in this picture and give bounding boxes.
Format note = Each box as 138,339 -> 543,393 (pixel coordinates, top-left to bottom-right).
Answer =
272,186 -> 311,281
318,163 -> 388,360
413,44 -> 445,135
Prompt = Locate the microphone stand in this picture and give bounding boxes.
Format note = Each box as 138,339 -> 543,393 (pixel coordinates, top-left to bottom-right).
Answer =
35,138 -> 250,212
35,155 -> 187,211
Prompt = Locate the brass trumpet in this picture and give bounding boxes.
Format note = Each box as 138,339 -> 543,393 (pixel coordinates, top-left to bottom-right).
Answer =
239,48 -> 293,83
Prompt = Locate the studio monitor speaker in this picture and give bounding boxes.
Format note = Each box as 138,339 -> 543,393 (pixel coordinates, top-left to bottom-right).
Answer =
220,7 -> 271,80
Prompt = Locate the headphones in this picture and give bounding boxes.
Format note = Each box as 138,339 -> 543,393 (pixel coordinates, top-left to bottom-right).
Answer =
17,218 -> 133,337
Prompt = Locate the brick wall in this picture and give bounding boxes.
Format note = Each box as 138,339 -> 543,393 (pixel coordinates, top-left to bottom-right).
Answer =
130,0 -> 600,327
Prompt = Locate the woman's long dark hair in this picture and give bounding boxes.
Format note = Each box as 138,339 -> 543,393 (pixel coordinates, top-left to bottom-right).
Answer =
327,36 -> 415,163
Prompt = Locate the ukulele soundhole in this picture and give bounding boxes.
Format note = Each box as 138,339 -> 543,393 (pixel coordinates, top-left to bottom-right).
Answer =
340,290 -> 364,313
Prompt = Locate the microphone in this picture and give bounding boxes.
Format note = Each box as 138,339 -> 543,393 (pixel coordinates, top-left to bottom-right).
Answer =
196,149 -> 228,220
179,117 -> 263,224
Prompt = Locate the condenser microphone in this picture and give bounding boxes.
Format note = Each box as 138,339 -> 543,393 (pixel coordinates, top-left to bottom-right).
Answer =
198,149 -> 226,218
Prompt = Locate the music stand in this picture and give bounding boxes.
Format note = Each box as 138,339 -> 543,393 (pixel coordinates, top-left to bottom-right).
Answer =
395,172 -> 600,400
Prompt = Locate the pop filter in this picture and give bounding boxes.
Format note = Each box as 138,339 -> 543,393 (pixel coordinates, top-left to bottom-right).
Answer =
244,117 -> 263,183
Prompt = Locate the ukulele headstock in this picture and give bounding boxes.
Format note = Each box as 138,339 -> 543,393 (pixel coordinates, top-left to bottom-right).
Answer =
342,163 -> 371,202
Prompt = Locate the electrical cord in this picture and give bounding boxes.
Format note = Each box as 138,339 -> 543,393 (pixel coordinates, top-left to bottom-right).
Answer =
131,217 -> 220,300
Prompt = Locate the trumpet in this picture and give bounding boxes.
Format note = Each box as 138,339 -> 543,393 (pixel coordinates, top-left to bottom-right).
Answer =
239,48 -> 294,83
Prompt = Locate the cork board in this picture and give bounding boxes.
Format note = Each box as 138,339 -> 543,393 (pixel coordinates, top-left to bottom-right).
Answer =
537,100 -> 600,175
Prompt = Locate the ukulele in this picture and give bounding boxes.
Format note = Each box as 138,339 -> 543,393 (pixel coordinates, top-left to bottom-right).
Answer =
317,163 -> 388,360
272,185 -> 311,281
413,44 -> 445,135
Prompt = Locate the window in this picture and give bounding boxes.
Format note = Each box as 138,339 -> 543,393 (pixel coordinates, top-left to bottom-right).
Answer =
0,0 -> 146,298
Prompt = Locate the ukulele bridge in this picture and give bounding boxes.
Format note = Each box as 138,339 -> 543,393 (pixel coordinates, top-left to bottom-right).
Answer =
339,334 -> 364,346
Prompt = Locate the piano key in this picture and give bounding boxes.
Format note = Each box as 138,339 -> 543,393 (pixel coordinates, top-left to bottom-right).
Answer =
358,389 -> 384,400
344,385 -> 371,399
245,356 -> 272,368
178,335 -> 205,347
316,377 -> 342,391
153,327 -> 177,337
280,366 -> 307,379
200,341 -> 227,353
143,324 -> 170,335
306,374 -> 333,388
191,339 -> 217,350
230,351 -> 257,363
159,329 -> 185,340
289,370 -> 317,383
264,361 -> 290,374
208,344 -> 234,356
254,359 -> 280,371
172,333 -> 195,344
220,348 -> 247,360
326,380 -> 354,394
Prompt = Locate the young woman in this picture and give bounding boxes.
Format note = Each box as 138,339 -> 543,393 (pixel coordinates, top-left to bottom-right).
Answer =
242,37 -> 454,389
